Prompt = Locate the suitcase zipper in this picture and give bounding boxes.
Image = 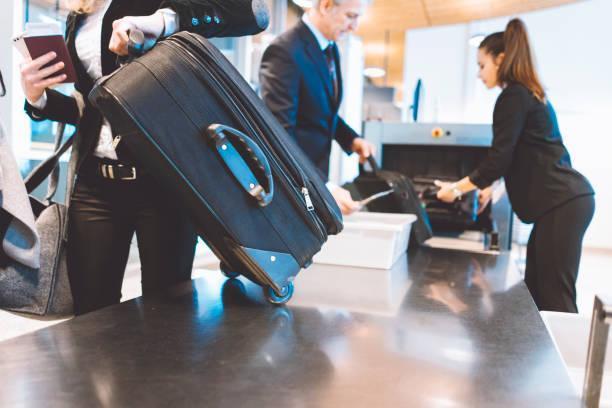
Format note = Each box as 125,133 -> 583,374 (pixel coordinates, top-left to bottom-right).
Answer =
112,135 -> 122,149
168,41 -> 327,243
172,36 -> 326,210
216,81 -> 327,239
181,36 -> 342,235
221,85 -> 328,240
302,187 -> 314,212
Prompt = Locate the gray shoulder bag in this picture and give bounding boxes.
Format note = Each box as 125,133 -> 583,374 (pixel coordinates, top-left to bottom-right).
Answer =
0,123 -> 74,316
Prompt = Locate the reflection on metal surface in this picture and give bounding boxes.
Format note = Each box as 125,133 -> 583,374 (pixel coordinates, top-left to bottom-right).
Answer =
425,231 -> 500,255
291,253 -> 411,316
424,256 -> 494,317
427,281 -> 469,314
0,249 -> 579,407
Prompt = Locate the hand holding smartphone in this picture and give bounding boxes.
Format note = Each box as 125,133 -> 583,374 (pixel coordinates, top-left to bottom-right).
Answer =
13,22 -> 77,84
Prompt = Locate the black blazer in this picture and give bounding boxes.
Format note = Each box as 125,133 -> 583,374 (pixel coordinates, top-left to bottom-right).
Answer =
25,0 -> 267,172
259,20 -> 358,180
469,83 -> 594,223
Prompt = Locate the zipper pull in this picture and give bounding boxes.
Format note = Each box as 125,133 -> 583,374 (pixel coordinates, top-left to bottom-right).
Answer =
112,135 -> 122,150
302,187 -> 315,212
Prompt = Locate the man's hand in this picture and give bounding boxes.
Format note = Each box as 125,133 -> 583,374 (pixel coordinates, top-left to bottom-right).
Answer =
477,186 -> 493,214
331,186 -> 359,215
109,13 -> 165,56
351,137 -> 376,164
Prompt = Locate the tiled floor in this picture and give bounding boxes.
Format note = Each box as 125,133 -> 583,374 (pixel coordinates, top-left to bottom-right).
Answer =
541,311 -> 612,406
511,244 -> 612,316
575,249 -> 612,315
540,248 -> 612,406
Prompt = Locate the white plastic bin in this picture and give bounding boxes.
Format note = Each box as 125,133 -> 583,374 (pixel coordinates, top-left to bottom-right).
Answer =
313,212 -> 416,269
292,253 -> 410,316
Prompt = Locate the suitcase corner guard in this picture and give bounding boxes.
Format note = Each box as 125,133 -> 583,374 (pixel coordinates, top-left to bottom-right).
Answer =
241,247 -> 300,290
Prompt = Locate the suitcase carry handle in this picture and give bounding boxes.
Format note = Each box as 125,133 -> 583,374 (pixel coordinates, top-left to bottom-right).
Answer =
207,124 -> 274,207
359,156 -> 380,175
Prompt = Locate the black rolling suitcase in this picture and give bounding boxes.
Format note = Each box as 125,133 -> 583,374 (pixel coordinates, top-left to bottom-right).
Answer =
412,177 -> 478,231
89,32 -> 343,304
348,157 -> 433,245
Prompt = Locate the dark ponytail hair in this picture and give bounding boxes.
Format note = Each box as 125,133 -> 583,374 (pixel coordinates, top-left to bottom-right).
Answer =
479,18 -> 546,103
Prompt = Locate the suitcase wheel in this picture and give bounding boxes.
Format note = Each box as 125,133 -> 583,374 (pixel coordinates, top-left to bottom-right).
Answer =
220,262 -> 240,279
264,283 -> 294,305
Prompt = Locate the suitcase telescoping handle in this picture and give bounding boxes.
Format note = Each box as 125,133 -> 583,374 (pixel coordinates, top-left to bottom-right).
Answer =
127,29 -> 146,57
206,124 -> 274,207
116,29 -> 147,66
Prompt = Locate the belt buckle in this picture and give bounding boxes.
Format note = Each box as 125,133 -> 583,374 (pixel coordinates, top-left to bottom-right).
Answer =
100,163 -> 137,180
100,163 -> 112,179
118,164 -> 137,181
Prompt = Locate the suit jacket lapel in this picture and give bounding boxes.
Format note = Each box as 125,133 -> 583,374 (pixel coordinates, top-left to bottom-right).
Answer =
65,12 -> 92,93
65,12 -> 102,170
102,0 -> 125,75
297,21 -> 335,107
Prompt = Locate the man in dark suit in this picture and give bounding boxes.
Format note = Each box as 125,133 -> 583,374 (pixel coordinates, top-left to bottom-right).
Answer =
259,0 -> 374,215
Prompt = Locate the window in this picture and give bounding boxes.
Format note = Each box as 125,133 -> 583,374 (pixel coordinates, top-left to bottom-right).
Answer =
24,0 -> 74,148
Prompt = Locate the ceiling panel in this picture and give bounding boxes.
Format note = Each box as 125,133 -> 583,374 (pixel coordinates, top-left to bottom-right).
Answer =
29,0 -> 587,99
358,0 -> 585,33
358,0 -> 586,96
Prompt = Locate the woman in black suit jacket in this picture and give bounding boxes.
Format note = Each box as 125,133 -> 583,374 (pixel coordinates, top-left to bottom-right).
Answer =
436,18 -> 595,313
20,0 -> 268,315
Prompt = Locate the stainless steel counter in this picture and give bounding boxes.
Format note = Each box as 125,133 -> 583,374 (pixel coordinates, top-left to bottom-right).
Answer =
0,248 -> 579,407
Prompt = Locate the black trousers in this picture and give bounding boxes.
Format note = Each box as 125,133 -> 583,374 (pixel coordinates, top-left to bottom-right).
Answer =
525,194 -> 595,313
67,165 -> 197,315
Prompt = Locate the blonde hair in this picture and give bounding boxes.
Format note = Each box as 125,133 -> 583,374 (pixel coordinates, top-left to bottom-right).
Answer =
312,0 -> 372,7
63,0 -> 103,13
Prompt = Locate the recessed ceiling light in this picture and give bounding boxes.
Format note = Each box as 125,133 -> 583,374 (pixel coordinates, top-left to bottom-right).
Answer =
468,34 -> 486,48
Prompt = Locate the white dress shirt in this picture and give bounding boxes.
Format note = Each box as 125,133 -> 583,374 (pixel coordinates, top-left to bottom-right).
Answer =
302,12 -> 333,51
77,0 -> 116,159
30,1 -> 179,160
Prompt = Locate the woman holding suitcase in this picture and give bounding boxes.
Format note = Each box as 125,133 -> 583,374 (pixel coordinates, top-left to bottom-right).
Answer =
20,0 -> 267,315
436,18 -> 595,313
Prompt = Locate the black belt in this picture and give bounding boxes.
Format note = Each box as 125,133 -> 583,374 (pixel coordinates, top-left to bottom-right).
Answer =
81,157 -> 143,181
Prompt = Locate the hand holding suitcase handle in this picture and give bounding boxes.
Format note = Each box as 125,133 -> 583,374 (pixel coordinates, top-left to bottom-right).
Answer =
127,29 -> 146,57
115,29 -> 146,66
207,124 -> 274,207
359,156 -> 381,175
